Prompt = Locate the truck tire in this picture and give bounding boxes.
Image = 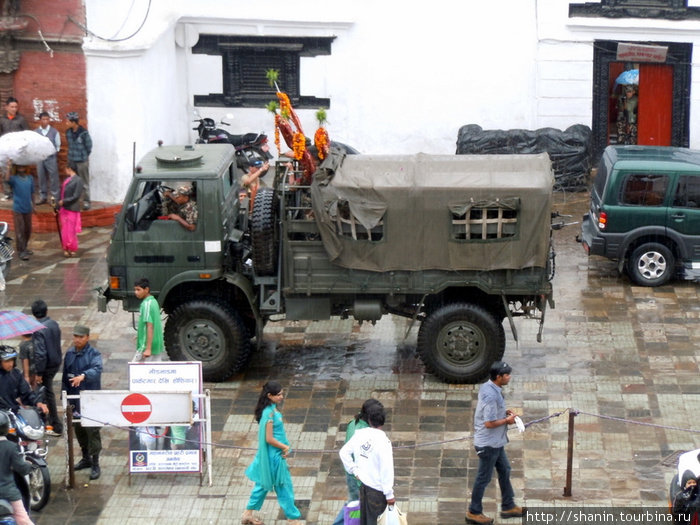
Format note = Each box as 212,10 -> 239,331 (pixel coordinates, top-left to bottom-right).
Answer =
164,299 -> 251,382
417,302 -> 505,383
627,242 -> 675,287
251,187 -> 278,276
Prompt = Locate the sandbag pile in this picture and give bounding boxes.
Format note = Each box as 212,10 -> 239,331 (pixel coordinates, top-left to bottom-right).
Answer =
456,124 -> 593,192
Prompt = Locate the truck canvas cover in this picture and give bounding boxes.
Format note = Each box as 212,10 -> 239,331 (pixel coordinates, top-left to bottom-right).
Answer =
310,152 -> 554,272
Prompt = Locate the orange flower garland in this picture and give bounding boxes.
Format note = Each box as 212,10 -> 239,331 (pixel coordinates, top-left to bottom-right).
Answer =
292,131 -> 306,160
314,127 -> 329,160
274,115 -> 282,155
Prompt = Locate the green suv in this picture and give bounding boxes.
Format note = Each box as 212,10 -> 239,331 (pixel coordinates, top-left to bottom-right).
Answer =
580,145 -> 700,286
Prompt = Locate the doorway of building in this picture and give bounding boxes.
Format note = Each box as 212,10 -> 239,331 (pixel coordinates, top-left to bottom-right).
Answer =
592,40 -> 691,160
607,62 -> 674,146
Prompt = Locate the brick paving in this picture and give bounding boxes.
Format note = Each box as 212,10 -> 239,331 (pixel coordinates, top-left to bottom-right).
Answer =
0,191 -> 696,524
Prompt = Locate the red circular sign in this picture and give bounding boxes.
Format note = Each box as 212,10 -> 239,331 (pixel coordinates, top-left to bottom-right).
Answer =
121,393 -> 152,424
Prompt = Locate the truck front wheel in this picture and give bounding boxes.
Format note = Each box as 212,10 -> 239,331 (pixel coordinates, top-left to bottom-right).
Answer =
164,300 -> 251,381
417,303 -> 505,383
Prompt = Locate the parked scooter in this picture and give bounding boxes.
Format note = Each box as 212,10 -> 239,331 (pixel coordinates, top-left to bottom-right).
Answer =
0,222 -> 13,291
4,405 -> 51,511
192,112 -> 273,170
0,499 -> 16,525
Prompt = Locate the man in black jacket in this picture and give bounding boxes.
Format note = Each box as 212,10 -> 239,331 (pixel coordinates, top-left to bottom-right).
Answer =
62,325 -> 102,480
0,347 -> 47,415
31,299 -> 62,436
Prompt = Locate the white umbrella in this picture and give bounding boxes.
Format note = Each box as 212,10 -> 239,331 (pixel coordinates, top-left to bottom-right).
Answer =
0,130 -> 56,165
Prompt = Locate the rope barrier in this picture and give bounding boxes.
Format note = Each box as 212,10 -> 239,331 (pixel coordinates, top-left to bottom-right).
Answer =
74,406 -> 700,455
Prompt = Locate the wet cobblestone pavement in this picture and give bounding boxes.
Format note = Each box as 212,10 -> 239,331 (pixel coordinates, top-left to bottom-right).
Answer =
2,191 -> 698,524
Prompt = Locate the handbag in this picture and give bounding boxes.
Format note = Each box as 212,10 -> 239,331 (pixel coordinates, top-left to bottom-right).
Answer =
343,500 -> 361,525
377,503 -> 407,525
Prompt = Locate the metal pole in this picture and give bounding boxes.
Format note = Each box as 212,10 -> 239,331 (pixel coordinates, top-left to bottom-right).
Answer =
563,409 -> 576,497
64,397 -> 75,490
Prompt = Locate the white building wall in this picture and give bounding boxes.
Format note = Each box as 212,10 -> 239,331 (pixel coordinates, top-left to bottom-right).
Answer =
83,0 -> 700,202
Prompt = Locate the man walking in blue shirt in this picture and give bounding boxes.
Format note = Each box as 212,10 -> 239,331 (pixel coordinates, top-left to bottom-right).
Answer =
4,164 -> 34,260
466,361 -> 525,524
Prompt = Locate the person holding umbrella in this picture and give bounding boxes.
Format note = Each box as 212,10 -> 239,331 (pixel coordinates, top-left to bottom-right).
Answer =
0,346 -> 48,415
57,163 -> 83,257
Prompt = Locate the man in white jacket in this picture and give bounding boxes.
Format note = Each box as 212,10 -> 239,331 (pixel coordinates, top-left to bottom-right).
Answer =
339,404 -> 395,525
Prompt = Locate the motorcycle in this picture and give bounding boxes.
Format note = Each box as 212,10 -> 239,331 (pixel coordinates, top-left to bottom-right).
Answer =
0,222 -> 13,291
0,499 -> 15,525
5,407 -> 51,511
192,112 -> 273,171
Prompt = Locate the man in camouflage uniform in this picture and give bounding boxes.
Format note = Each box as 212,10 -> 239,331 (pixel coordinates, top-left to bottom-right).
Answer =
163,184 -> 197,231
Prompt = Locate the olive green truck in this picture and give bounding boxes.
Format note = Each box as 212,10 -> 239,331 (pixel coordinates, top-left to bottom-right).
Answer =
98,144 -> 555,383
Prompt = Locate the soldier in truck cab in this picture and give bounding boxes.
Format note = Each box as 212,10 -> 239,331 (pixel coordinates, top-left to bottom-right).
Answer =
162,183 -> 197,231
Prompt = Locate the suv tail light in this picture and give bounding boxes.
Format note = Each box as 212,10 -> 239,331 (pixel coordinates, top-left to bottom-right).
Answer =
598,210 -> 608,230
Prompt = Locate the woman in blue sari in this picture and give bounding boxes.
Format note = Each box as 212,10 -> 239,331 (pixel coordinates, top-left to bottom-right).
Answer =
241,381 -> 302,525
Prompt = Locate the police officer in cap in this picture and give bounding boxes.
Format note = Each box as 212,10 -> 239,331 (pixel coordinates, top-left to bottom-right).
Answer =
62,325 -> 102,480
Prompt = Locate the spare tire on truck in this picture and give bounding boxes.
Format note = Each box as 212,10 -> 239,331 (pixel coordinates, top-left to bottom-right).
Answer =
251,187 -> 279,276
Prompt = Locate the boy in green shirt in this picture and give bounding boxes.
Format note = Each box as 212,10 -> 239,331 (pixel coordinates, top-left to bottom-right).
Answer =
133,277 -> 164,362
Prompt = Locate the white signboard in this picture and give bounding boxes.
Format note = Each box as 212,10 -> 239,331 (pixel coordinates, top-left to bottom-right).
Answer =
130,449 -> 200,473
128,362 -> 201,392
127,362 -> 204,475
616,43 -> 668,63
79,391 -> 192,427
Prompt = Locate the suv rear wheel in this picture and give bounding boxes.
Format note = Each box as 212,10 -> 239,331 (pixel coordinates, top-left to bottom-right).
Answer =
417,302 -> 505,383
627,242 -> 675,287
164,299 -> 251,381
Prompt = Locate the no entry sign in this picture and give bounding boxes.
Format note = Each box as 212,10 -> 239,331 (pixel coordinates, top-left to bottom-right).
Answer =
78,390 -> 192,427
121,393 -> 152,424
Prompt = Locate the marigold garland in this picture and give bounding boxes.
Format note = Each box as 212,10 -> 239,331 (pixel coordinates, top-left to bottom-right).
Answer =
314,127 -> 329,160
292,131 -> 306,160
274,115 -> 282,155
277,92 -> 291,117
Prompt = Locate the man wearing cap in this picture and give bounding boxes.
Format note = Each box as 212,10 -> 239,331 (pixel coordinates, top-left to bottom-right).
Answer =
162,184 -> 197,231
65,112 -> 92,210
0,345 -> 48,415
466,361 -> 525,524
62,325 -> 103,480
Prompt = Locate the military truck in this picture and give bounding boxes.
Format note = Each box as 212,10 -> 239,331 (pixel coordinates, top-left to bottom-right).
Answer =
98,143 -> 556,383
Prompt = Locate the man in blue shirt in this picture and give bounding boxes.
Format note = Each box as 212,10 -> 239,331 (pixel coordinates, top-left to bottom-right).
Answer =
4,164 -> 34,260
466,361 -> 525,524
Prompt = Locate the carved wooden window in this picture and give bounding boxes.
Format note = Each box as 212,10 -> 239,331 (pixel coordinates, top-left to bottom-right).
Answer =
192,35 -> 333,108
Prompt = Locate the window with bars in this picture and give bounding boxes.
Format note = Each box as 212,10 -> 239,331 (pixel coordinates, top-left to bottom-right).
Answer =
335,201 -> 384,242
192,35 -> 333,108
451,204 -> 518,241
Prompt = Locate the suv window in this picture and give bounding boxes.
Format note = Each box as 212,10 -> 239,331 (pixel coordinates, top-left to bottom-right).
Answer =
672,175 -> 700,208
619,173 -> 669,206
593,154 -> 610,200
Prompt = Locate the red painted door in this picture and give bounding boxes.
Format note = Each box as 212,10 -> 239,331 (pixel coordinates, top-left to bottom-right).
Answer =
637,63 -> 673,146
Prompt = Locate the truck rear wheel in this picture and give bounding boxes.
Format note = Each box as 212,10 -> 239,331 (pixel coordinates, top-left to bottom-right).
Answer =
417,302 -> 505,383
164,299 -> 251,382
251,187 -> 278,276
